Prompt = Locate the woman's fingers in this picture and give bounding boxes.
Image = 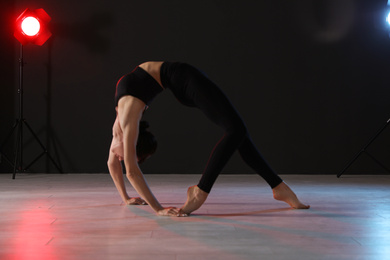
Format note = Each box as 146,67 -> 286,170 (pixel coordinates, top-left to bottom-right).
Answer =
168,207 -> 179,216
157,207 -> 184,216
177,208 -> 189,217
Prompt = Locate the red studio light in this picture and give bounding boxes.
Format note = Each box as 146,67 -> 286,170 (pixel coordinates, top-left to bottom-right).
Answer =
14,8 -> 52,46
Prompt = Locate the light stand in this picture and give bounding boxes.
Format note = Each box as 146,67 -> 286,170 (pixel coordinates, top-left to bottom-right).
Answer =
337,118 -> 390,178
338,3 -> 390,178
12,44 -> 63,178
0,8 -> 62,178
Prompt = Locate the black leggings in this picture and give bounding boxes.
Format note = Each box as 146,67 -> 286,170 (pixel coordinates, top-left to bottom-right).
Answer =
161,62 -> 283,193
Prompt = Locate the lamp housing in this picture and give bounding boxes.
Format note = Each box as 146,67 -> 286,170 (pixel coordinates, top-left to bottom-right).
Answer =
14,8 -> 52,46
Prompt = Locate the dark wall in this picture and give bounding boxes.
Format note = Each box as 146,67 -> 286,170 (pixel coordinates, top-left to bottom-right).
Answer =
1,0 -> 390,174
0,1 -> 16,172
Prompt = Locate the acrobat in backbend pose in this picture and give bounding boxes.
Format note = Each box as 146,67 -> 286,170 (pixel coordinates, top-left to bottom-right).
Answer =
107,61 -> 309,217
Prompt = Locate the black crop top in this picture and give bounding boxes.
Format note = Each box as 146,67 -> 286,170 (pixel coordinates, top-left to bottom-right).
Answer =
115,66 -> 164,106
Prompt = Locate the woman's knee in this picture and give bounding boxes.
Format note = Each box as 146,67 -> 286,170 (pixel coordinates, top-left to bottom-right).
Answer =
226,121 -> 248,143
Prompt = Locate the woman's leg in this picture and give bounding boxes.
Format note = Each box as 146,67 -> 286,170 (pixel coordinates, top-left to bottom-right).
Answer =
178,64 -> 309,213
184,72 -> 249,193
180,113 -> 246,214
196,115 -> 248,193
238,135 -> 283,189
179,67 -> 248,214
238,136 -> 309,209
180,110 -> 247,214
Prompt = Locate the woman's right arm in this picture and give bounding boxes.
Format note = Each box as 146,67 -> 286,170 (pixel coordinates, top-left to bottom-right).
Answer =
118,96 -> 178,216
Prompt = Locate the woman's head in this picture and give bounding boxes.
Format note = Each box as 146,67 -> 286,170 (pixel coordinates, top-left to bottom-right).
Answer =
137,121 -> 157,164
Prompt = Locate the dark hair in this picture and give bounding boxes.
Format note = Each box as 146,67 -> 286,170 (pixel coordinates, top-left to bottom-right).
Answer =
136,121 -> 157,164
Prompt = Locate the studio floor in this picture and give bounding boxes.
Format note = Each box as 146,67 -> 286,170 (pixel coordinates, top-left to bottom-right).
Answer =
0,173 -> 389,260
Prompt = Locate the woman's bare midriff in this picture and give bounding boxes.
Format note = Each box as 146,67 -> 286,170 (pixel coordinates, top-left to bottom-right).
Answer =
139,61 -> 164,88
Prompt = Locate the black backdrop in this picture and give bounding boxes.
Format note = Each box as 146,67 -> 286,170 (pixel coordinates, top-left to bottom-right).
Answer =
1,0 -> 390,175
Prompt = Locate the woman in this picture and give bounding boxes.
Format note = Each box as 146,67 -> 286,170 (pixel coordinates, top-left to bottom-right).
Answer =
107,61 -> 309,217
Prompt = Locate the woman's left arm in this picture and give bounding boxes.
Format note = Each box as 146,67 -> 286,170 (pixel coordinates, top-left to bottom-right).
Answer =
107,142 -> 146,205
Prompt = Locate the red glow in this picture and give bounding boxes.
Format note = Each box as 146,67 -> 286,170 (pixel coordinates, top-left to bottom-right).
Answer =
6,200 -> 58,260
14,8 -> 52,46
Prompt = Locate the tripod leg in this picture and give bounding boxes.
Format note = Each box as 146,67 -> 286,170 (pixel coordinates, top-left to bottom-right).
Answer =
25,150 -> 63,173
337,150 -> 364,178
365,152 -> 390,173
25,151 -> 46,170
0,120 -> 20,170
45,152 -> 63,173
0,151 -> 14,167
12,121 -> 22,179
338,118 -> 390,178
1,119 -> 19,148
22,119 -> 63,173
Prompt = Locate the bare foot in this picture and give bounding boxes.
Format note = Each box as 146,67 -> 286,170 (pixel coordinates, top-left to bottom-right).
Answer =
273,182 -> 310,209
180,185 -> 209,215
